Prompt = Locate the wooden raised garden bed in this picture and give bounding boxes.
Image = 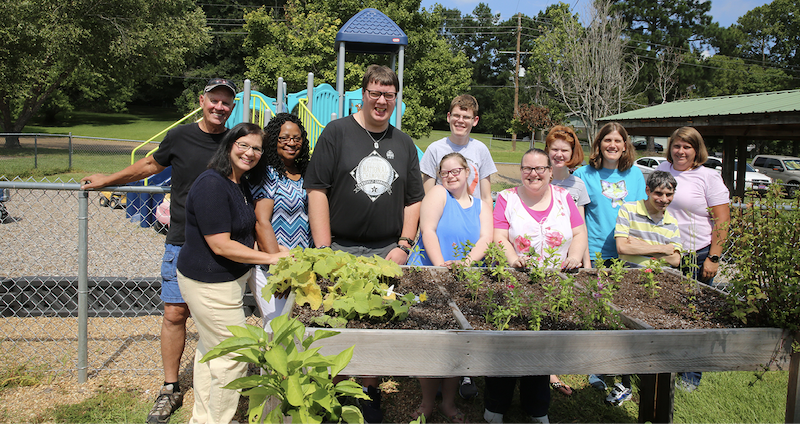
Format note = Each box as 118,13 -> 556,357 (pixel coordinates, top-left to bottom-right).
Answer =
279,266 -> 798,423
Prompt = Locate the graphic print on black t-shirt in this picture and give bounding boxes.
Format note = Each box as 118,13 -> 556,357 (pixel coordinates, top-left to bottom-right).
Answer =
349,151 -> 399,202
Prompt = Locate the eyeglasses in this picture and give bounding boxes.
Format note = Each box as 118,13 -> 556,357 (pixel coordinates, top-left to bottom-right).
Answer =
450,113 -> 474,122
277,136 -> 303,144
365,89 -> 397,101
234,141 -> 263,156
439,167 -> 465,178
521,166 -> 551,175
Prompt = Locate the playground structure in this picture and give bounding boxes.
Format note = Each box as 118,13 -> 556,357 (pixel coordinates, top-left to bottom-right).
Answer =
118,8 -> 418,230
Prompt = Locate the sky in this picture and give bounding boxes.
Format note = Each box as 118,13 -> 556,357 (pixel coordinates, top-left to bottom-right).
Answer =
419,0 -> 771,28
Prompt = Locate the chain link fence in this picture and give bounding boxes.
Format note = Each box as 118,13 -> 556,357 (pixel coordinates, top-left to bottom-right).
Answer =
1,133 -> 160,178
0,180 -> 262,382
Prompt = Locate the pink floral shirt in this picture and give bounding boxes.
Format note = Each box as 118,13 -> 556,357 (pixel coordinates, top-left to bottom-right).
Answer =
494,185 -> 583,263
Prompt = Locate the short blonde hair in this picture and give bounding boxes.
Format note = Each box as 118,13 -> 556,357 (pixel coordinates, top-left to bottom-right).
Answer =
666,126 -> 708,170
545,125 -> 583,168
588,122 -> 636,171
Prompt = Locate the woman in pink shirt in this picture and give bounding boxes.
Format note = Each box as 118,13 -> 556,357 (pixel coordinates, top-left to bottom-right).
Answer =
656,126 -> 730,392
656,126 -> 730,286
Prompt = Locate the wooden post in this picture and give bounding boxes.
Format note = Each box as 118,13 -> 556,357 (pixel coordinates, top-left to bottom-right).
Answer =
735,136 -> 748,198
638,373 -> 675,423
787,345 -> 800,423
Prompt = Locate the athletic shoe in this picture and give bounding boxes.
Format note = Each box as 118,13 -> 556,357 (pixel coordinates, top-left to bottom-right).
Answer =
358,386 -> 383,423
530,414 -> 550,423
146,384 -> 183,423
588,374 -> 607,391
483,409 -> 504,423
458,376 -> 478,399
605,383 -> 632,406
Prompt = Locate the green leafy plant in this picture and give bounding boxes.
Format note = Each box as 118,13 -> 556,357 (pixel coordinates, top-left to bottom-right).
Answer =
484,283 -> 525,330
483,242 -> 517,285
641,258 -> 667,298
265,248 -> 425,325
724,186 -> 800,331
449,241 -> 485,301
201,314 -> 368,424
607,257 -> 627,284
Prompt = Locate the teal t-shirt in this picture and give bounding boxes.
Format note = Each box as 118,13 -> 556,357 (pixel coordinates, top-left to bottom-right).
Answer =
572,165 -> 646,260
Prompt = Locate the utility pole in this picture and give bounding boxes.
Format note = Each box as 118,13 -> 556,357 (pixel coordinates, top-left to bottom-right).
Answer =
512,13 -> 521,152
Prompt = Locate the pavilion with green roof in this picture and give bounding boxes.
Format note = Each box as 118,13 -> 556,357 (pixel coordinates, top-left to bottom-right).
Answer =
599,90 -> 800,197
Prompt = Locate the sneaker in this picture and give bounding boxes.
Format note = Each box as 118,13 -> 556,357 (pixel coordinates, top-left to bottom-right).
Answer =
676,378 -> 698,393
530,415 -> 550,423
483,409 -> 504,423
146,384 -> 183,424
588,374 -> 607,391
459,376 -> 479,399
358,386 -> 383,423
605,383 -> 632,406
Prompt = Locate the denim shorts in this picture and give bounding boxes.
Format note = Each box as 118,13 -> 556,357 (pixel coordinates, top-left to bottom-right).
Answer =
160,244 -> 185,303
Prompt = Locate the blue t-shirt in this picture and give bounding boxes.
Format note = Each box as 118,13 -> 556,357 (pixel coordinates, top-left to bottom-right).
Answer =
407,191 -> 481,266
572,165 -> 646,260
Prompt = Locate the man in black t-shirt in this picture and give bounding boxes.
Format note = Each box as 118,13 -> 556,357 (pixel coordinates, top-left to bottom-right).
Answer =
304,65 -> 424,423
81,78 -> 236,424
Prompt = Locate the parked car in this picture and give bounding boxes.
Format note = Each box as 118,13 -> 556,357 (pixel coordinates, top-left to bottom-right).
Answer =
634,156 -> 668,177
703,157 -> 772,194
751,155 -> 800,197
633,140 -> 664,153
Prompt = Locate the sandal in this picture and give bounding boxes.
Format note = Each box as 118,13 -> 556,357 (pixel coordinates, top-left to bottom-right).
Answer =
551,380 -> 573,396
439,408 -> 467,424
412,405 -> 431,421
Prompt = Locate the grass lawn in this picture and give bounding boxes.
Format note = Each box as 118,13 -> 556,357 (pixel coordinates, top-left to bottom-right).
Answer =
0,365 -> 789,423
22,107 -> 185,141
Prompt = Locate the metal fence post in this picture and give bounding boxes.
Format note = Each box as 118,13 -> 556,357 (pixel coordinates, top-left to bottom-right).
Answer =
69,132 -> 73,169
34,134 -> 38,169
78,189 -> 89,383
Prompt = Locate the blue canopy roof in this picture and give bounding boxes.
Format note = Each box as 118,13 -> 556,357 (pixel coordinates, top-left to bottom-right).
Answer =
335,8 -> 408,54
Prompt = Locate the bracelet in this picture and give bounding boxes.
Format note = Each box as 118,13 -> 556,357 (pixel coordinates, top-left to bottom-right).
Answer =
399,236 -> 415,246
317,245 -> 330,249
396,244 -> 410,255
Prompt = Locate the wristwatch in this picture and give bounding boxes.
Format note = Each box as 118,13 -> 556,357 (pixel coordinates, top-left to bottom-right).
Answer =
708,254 -> 721,263
399,236 -> 415,246
396,244 -> 411,255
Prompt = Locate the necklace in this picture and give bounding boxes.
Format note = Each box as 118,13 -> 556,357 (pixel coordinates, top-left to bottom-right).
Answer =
359,116 -> 388,149
365,126 -> 388,149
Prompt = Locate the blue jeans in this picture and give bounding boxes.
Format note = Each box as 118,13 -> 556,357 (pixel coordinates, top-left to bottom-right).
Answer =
160,244 -> 185,303
682,244 -> 715,287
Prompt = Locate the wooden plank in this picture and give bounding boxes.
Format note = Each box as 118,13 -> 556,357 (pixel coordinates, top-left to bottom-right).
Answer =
638,373 -> 674,423
307,328 -> 793,377
787,348 -> 800,424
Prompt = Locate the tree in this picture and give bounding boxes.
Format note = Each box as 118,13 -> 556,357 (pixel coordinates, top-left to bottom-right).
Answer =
0,0 -> 210,147
511,104 -> 558,140
242,0 -> 471,138
539,0 -> 640,142
692,55 -> 792,97
609,0 -> 713,104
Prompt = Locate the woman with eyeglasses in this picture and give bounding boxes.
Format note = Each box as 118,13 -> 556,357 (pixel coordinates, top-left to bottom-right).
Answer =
484,148 -> 587,424
572,122 -> 646,266
407,152 -> 492,423
177,122 -> 291,424
248,113 -> 312,326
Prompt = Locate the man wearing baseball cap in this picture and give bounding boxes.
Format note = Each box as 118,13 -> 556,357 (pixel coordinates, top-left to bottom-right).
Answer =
82,77 -> 237,423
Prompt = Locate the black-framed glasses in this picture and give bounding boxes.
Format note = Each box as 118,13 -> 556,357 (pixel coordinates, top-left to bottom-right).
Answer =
234,141 -> 263,155
365,89 -> 397,101
439,167 -> 465,178
277,136 -> 303,144
521,166 -> 551,175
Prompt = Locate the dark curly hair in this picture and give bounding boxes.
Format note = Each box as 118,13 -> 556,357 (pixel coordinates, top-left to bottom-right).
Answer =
262,113 -> 310,179
208,122 -> 267,184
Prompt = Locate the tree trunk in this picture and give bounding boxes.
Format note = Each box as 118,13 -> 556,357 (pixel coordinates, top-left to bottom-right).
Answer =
4,134 -> 21,148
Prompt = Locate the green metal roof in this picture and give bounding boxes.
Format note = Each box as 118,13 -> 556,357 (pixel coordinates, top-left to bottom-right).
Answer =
600,89 -> 800,121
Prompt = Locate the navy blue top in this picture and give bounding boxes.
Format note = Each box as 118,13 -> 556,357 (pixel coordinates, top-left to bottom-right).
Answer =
177,169 -> 256,283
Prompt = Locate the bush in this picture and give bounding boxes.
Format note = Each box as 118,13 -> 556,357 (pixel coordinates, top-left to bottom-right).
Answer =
724,186 -> 800,331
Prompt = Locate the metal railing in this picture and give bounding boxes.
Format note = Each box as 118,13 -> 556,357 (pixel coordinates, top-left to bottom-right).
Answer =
298,97 -> 325,152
